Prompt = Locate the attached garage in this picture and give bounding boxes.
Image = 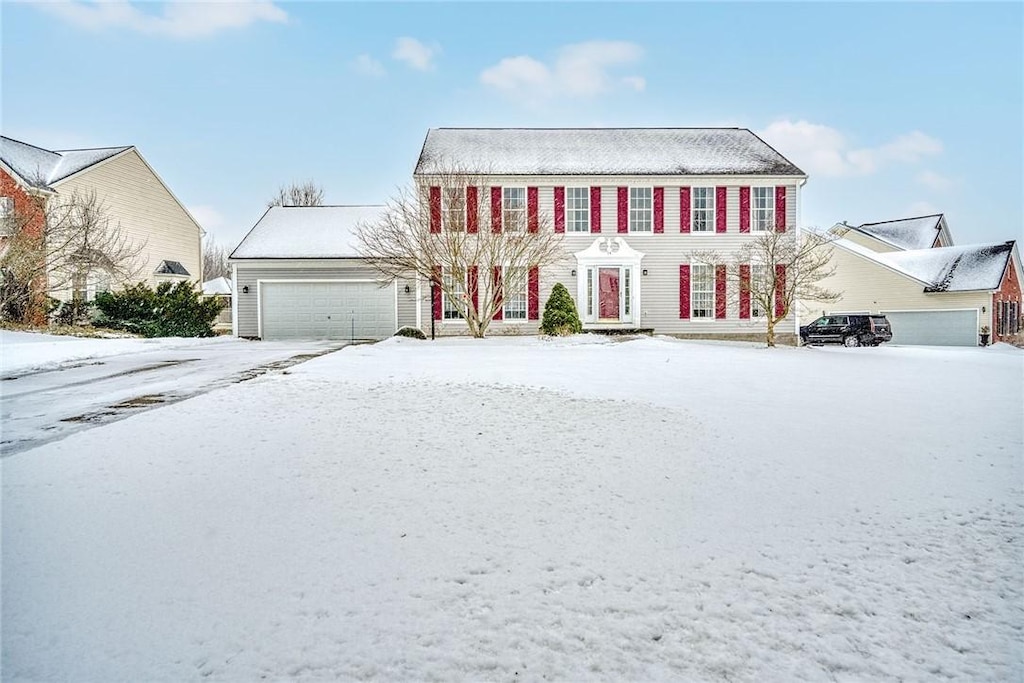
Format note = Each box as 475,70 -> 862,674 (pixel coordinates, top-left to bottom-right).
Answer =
261,281 -> 396,341
882,310 -> 978,347
229,205 -> 420,340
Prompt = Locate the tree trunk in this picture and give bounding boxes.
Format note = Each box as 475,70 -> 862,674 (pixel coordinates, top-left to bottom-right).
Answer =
766,319 -> 776,348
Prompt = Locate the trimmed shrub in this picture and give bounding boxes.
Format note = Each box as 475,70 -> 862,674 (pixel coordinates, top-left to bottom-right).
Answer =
94,281 -> 223,337
394,326 -> 427,340
540,282 -> 582,336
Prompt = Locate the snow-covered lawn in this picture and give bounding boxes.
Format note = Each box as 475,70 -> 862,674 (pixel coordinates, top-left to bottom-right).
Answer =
3,337 -> 1022,681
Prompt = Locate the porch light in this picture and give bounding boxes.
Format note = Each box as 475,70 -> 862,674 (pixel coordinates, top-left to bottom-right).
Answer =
404,285 -> 411,294
642,269 -> 648,276
571,269 -> 577,276
242,285 -> 249,294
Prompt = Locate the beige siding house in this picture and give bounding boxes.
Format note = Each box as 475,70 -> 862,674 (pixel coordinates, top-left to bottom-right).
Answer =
414,128 -> 807,340
0,136 -> 204,301
799,215 -> 1022,346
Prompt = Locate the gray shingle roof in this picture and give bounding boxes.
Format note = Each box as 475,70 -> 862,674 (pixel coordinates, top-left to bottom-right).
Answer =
155,260 -> 191,276
851,214 -> 944,251
0,136 -> 131,190
414,128 -> 806,177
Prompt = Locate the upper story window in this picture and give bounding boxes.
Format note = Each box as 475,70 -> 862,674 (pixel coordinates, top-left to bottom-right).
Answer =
752,187 -> 775,232
503,187 -> 526,232
566,187 -> 589,233
443,267 -> 465,320
692,187 -> 715,232
0,196 -> 13,218
629,187 -> 652,232
691,264 -> 714,318
502,266 -> 528,320
442,187 -> 464,231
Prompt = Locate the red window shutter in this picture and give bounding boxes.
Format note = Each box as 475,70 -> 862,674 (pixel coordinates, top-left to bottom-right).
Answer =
468,265 -> 479,314
491,186 -> 502,233
679,265 -> 690,319
775,264 -> 786,317
466,186 -> 478,233
432,265 -> 442,320
739,264 -> 751,319
429,186 -> 441,233
775,186 -> 787,232
679,187 -> 691,233
716,186 -> 727,233
590,186 -> 601,233
554,186 -> 565,233
492,266 -> 503,320
528,266 -> 540,320
715,265 -> 727,319
653,187 -> 664,233
739,186 -> 750,234
617,186 -> 628,234
527,186 -> 539,233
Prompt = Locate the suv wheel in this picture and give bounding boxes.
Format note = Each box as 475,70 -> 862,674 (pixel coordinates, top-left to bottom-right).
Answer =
843,335 -> 860,348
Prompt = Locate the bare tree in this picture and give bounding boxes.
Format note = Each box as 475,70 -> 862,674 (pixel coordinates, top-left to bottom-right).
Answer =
202,240 -> 230,280
357,165 -> 565,338
1,190 -> 145,322
689,229 -> 840,347
267,180 -> 324,208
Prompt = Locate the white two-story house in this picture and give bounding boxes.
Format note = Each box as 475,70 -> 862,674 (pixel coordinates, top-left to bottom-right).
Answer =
414,128 -> 807,338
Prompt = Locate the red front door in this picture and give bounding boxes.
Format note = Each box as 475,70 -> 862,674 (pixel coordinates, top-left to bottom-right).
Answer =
598,267 -> 620,319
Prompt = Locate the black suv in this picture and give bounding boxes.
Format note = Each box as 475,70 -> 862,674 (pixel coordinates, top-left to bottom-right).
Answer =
800,315 -> 892,347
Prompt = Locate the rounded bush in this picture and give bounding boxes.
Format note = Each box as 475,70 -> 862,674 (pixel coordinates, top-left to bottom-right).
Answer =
394,326 -> 427,340
540,282 -> 582,336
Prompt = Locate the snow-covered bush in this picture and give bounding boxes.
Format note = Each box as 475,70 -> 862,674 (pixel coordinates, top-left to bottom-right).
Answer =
394,326 -> 427,340
94,282 -> 223,337
540,283 -> 582,336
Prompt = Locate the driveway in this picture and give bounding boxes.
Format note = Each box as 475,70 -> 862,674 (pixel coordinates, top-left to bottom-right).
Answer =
0,338 -> 345,455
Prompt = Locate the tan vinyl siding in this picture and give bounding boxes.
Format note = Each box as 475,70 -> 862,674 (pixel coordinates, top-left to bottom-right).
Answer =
796,244 -> 990,328
234,260 -> 391,338
50,150 -> 202,297
839,230 -> 901,253
416,179 -> 801,336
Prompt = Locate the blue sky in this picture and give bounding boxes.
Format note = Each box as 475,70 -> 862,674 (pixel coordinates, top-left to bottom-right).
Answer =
3,1 -> 1021,250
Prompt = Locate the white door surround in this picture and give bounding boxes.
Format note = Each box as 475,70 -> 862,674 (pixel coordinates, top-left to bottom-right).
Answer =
574,237 -> 644,327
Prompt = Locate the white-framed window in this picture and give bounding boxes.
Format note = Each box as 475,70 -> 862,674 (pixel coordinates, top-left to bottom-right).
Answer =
752,187 -> 775,232
691,264 -> 714,318
566,187 -> 589,233
442,187 -> 464,231
586,268 -> 594,317
503,187 -> 526,232
623,267 -> 632,317
443,267 -> 466,320
751,264 -> 767,317
0,196 -> 13,218
502,266 -> 528,320
692,187 -> 715,232
629,187 -> 652,232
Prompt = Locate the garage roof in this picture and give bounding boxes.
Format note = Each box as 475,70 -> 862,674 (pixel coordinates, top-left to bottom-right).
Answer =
847,214 -> 946,251
230,205 -> 386,259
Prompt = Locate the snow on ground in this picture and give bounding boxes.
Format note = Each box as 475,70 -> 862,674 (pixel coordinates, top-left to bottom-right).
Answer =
3,336 -> 1022,681
0,329 -> 239,375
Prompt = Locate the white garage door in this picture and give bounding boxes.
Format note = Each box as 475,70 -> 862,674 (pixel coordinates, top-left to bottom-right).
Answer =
261,281 -> 395,341
882,310 -> 978,346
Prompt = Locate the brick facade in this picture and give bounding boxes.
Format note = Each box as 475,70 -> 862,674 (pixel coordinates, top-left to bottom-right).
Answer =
1,167 -> 48,323
992,257 -> 1022,343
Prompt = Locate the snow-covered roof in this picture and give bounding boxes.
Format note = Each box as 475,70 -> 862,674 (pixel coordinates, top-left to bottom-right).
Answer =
848,215 -> 945,251
834,237 -> 1014,292
202,277 -> 233,296
0,136 -> 131,190
230,205 -> 386,259
415,128 -> 806,177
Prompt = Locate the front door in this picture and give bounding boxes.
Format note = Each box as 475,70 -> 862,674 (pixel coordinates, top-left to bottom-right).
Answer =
598,267 -> 620,320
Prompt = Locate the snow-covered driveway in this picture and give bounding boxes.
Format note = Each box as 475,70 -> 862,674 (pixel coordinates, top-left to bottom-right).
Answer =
1,331 -> 344,454
2,337 -> 1022,681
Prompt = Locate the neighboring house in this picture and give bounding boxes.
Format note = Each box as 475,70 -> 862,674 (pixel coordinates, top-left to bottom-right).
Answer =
0,136 -> 204,302
230,205 -> 418,340
202,276 -> 233,332
414,127 -> 806,338
804,215 -> 1022,345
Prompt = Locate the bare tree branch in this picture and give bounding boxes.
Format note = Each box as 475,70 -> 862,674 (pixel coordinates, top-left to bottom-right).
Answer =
267,180 -> 325,208
202,240 -> 230,280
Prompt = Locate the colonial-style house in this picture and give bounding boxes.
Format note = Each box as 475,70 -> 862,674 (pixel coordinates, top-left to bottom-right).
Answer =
804,215 -> 1022,345
414,128 -> 806,338
0,136 -> 204,305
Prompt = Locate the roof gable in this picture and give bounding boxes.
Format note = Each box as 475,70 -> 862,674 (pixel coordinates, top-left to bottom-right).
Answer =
230,205 -> 387,259
415,128 -> 806,177
0,136 -> 130,190
850,214 -> 946,251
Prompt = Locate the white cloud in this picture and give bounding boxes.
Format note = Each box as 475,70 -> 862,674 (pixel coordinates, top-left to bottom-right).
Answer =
906,200 -> 941,217
189,205 -> 225,232
480,40 -> 645,102
758,119 -> 943,177
36,1 -> 287,39
352,54 -> 386,78
916,170 -> 955,191
392,37 -> 439,71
